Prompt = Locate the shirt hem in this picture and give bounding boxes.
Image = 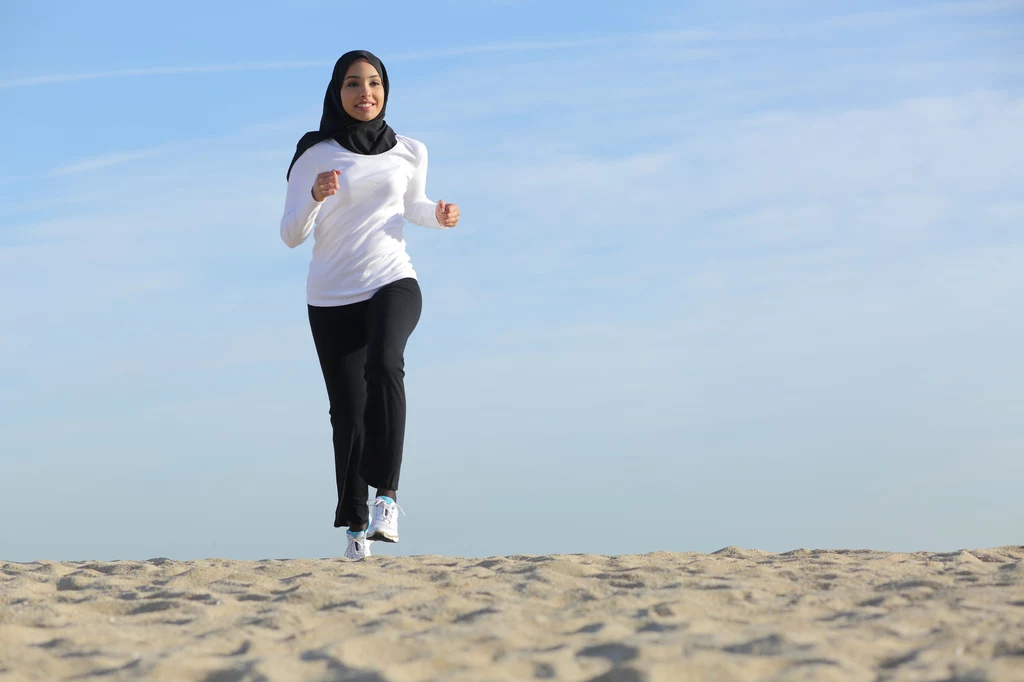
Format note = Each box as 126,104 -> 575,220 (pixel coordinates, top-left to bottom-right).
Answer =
306,274 -> 419,308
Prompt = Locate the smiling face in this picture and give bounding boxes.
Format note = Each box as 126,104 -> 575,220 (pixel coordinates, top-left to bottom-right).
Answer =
340,58 -> 385,121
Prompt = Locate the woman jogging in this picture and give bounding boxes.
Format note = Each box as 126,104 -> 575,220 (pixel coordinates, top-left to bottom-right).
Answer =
280,50 -> 459,560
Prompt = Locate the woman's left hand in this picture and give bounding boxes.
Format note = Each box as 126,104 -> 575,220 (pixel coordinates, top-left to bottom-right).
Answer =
436,200 -> 460,228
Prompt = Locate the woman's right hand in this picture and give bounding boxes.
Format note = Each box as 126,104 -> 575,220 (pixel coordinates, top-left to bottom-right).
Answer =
312,169 -> 342,202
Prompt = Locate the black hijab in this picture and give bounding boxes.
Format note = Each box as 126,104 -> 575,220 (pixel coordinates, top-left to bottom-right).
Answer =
286,50 -> 398,180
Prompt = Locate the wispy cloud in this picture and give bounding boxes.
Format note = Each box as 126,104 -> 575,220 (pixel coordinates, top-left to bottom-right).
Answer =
4,0 -> 1018,93
388,29 -> 715,61
0,30 -> 716,91
47,146 -> 171,176
36,115 -> 310,179
0,60 -> 328,90
664,0 -> 1024,41
822,0 -> 1024,28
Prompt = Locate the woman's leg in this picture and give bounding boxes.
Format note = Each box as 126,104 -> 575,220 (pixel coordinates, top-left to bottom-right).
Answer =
308,303 -> 371,531
360,278 -> 423,494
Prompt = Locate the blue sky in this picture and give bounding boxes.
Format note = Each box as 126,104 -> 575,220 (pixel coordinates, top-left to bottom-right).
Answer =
1,1 -> 1022,561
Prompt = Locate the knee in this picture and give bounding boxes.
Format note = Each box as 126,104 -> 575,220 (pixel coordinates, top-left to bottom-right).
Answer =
365,350 -> 404,379
328,401 -> 364,430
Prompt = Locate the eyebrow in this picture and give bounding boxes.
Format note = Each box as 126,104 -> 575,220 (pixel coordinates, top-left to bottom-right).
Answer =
345,74 -> 380,80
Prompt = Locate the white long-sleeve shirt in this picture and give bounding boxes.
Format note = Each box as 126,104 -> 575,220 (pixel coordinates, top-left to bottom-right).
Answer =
280,135 -> 446,306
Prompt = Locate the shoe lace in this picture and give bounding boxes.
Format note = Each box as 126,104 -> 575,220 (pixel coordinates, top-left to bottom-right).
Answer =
345,536 -> 365,558
372,498 -> 405,522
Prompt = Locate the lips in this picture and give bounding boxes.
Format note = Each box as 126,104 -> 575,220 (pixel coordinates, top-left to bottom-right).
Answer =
356,102 -> 375,110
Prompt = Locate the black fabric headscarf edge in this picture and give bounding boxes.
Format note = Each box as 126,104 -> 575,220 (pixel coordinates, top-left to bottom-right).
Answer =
286,50 -> 398,180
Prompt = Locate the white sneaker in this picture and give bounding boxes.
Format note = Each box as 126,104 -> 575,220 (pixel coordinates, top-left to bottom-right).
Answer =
367,497 -> 404,543
344,530 -> 371,560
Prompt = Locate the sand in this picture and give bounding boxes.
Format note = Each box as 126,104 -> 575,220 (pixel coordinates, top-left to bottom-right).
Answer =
1,546 -> 1022,681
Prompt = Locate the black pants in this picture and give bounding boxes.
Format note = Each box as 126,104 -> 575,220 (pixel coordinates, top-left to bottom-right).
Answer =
307,277 -> 422,529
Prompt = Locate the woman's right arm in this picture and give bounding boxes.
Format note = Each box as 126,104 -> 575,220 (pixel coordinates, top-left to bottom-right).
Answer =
280,151 -> 323,249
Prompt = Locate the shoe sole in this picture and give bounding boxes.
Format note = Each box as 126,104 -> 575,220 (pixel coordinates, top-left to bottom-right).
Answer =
367,530 -> 398,543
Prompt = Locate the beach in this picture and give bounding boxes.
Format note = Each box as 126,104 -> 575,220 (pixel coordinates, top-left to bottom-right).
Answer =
1,546 -> 1022,681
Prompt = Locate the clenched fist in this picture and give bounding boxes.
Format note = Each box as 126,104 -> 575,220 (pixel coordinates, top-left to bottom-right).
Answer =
436,200 -> 460,228
312,169 -> 342,202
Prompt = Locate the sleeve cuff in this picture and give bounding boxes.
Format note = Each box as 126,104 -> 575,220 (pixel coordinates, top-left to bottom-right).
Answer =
303,192 -> 324,220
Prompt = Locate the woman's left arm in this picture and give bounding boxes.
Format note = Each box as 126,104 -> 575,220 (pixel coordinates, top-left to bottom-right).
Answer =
403,143 -> 459,229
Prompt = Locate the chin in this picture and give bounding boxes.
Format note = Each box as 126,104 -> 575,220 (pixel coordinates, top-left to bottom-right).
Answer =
349,108 -> 378,121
